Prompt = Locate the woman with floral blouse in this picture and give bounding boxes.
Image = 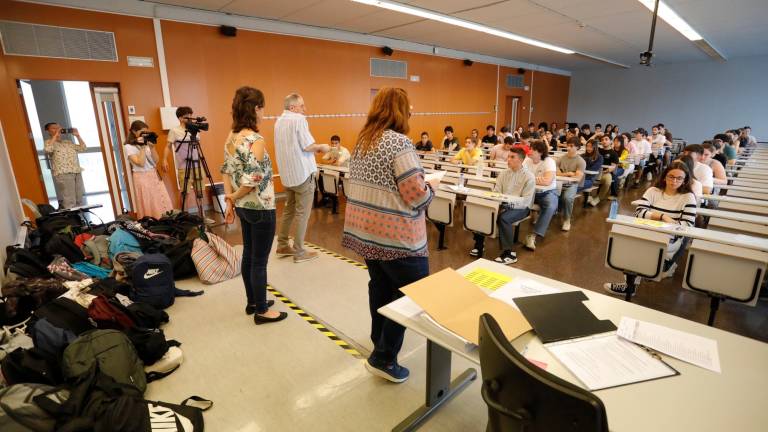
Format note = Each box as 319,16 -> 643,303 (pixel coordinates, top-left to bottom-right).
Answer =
221,86 -> 286,325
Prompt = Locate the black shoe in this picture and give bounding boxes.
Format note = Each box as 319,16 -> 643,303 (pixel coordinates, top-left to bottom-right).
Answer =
245,300 -> 275,315
254,311 -> 288,325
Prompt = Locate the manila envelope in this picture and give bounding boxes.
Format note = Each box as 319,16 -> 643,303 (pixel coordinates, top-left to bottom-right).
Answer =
401,268 -> 532,345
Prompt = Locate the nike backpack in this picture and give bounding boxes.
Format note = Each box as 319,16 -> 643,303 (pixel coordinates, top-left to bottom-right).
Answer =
130,253 -> 175,309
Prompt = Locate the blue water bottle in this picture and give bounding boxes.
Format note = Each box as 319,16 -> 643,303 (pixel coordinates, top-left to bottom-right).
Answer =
609,199 -> 619,219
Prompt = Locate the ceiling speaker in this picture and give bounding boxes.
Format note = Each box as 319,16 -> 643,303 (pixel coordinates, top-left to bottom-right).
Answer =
219,25 -> 237,37
382,46 -> 394,56
517,68 -> 525,74
463,59 -> 473,66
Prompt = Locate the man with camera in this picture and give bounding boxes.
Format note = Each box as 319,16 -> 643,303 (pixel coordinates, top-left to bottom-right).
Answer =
44,122 -> 87,209
274,93 -> 330,263
163,106 -> 202,195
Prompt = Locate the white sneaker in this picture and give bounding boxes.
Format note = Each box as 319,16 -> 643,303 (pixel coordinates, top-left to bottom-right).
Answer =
603,282 -> 636,297
525,234 -> 537,251
663,262 -> 678,279
562,220 -> 571,231
588,196 -> 600,207
646,172 -> 653,181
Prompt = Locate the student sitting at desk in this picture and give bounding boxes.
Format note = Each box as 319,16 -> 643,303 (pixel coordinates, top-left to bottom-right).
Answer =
582,139 -> 604,189
604,161 -> 697,296
701,142 -> 727,186
489,136 -> 513,162
415,131 -> 433,152
322,135 -> 351,167
451,137 -> 482,165
557,137 -> 587,232
513,131 -> 533,155
590,135 -> 618,206
441,125 -> 459,151
481,125 -> 498,145
523,140 -> 558,250
677,155 -> 703,199
683,144 -> 714,194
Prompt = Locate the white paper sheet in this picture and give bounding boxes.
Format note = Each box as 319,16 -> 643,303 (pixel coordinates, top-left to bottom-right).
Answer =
387,297 -> 423,319
424,170 -> 446,184
617,317 -> 722,373
546,334 -> 677,391
490,278 -> 562,309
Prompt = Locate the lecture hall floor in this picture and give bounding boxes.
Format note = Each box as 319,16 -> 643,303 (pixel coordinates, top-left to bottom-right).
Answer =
145,182 -> 767,431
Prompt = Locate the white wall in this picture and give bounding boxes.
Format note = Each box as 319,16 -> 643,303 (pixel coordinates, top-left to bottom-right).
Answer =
0,121 -> 25,287
567,56 -> 768,143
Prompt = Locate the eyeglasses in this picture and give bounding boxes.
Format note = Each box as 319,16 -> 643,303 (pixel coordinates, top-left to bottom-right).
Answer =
666,175 -> 686,182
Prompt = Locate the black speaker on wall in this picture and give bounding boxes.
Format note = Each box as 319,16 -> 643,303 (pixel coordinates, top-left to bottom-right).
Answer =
463,59 -> 474,66
517,67 -> 526,74
220,25 -> 237,37
382,46 -> 394,56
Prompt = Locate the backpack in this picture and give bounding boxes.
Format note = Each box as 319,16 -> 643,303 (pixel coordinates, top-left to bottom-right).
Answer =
108,228 -> 142,260
130,254 -> 175,309
3,246 -> 51,278
125,327 -> 174,366
162,239 -> 197,280
125,302 -> 169,329
29,318 -> 77,359
1,348 -> 62,386
1,279 -> 67,326
191,232 -> 241,284
44,234 -> 85,263
0,383 -> 68,432
62,330 -> 146,393
34,298 -> 96,335
87,296 -> 135,331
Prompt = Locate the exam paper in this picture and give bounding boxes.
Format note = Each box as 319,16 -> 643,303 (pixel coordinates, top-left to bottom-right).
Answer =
464,268 -> 513,291
546,335 -> 677,391
490,278 -> 562,309
387,296 -> 423,319
617,317 -> 721,373
424,170 -> 446,184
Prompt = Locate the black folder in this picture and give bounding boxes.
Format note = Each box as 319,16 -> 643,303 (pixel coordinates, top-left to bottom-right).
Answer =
513,291 -> 616,343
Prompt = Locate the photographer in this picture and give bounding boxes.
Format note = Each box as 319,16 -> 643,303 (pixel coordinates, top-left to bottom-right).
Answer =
162,106 -> 202,194
44,122 -> 86,209
125,120 -> 173,218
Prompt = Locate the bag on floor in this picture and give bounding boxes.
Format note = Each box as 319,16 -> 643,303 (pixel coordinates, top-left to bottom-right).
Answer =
191,232 -> 241,284
130,254 -> 175,309
125,327 -> 174,366
161,240 -> 198,280
87,296 -> 135,331
145,345 -> 183,382
46,256 -> 88,281
0,383 -> 68,432
1,348 -> 62,386
62,329 -> 146,393
1,279 -> 67,326
125,302 -> 169,329
44,234 -> 85,264
34,298 -> 96,335
108,228 -> 143,260
3,246 -> 51,279
29,318 -> 77,359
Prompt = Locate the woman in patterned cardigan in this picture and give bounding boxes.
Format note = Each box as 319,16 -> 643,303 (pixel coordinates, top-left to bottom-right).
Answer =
342,87 -> 440,383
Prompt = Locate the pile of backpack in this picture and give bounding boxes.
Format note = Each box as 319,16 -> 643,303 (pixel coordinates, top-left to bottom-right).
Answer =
0,210 -> 236,431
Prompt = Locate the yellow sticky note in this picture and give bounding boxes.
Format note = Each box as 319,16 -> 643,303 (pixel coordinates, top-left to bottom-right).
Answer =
633,218 -> 667,228
464,268 -> 513,291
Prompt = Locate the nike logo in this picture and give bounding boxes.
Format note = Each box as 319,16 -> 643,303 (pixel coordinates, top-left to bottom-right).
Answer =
144,269 -> 163,279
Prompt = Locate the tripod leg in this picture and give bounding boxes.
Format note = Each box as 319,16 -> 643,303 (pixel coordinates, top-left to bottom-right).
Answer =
197,151 -> 225,217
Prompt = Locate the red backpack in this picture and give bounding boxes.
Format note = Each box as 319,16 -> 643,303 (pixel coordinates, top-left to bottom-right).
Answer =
87,296 -> 135,331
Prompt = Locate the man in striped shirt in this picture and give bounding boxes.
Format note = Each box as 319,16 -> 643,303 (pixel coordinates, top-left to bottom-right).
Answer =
274,94 -> 330,263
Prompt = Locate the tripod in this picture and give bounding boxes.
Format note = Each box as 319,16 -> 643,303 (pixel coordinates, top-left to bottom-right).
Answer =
176,130 -> 225,220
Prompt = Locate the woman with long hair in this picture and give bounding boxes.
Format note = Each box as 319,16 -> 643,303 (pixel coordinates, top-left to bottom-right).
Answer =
604,161 -> 697,296
222,86 -> 285,324
342,87 -> 438,383
581,139 -> 604,189
124,120 -> 173,218
610,135 -> 629,196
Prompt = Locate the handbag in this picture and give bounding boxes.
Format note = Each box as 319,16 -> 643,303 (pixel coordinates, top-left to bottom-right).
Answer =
190,230 -> 241,284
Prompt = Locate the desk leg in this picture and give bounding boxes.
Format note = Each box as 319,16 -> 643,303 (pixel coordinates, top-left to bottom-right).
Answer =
392,341 -> 478,432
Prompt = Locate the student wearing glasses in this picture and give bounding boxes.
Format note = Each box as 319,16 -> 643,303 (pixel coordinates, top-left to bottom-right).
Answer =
604,161 -> 697,296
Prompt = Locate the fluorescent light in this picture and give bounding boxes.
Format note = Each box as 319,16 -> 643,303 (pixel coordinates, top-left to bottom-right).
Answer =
351,0 -> 575,55
637,0 -> 702,41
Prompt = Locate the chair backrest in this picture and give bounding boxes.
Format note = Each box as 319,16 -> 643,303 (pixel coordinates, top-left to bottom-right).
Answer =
444,165 -> 462,173
605,224 -> 669,281
426,190 -> 456,226
466,179 -> 494,191
683,239 -> 768,306
422,161 -> 436,170
321,171 -> 340,195
478,313 -> 609,432
463,196 -> 499,238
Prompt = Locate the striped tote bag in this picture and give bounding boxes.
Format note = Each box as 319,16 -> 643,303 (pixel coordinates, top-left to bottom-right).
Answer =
191,232 -> 242,284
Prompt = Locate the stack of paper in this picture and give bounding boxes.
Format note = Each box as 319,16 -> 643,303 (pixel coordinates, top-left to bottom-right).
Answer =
464,268 -> 513,291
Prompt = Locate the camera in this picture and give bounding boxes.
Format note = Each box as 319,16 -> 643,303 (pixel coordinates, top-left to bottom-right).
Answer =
639,51 -> 653,66
185,116 -> 209,134
139,131 -> 158,145
60,128 -> 74,134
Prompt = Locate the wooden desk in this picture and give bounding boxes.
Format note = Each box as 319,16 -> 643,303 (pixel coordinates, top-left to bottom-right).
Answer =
380,258 -> 768,432
703,194 -> 768,208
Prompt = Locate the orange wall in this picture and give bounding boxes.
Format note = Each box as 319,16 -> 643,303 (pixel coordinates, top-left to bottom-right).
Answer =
0,1 -> 570,204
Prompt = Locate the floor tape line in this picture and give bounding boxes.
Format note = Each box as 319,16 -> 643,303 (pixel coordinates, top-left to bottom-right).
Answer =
266,284 -> 365,360
305,242 -> 368,269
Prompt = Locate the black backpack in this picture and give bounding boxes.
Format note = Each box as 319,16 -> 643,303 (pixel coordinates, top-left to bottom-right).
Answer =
3,245 -> 51,278
161,239 -> 197,280
130,253 -> 175,309
0,347 -> 62,386
124,301 -> 169,329
44,233 -> 85,263
30,317 -> 77,359
34,297 -> 96,335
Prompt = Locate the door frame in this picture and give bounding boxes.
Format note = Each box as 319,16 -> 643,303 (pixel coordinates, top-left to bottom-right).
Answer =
15,80 -> 50,203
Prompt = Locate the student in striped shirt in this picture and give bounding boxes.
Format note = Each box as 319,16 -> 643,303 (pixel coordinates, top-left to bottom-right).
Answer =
604,161 -> 697,296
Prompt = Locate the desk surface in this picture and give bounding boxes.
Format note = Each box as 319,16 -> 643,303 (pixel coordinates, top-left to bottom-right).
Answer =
317,164 -> 349,173
698,207 -> 768,226
703,193 -> 768,207
609,214 -> 768,252
379,259 -> 768,432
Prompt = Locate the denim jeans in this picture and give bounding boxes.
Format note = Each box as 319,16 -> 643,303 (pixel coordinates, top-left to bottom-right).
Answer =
365,257 -> 429,363
498,207 -> 531,250
237,208 -> 276,314
610,167 -> 625,196
560,184 -> 578,221
533,190 -> 558,237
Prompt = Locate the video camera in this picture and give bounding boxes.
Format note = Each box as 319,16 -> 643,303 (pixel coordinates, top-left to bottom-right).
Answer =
59,127 -> 74,134
139,131 -> 158,145
185,116 -> 209,135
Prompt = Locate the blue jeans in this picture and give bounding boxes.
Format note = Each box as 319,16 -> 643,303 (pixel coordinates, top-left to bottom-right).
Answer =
365,257 -> 429,363
237,208 -> 276,314
560,184 -> 578,221
498,207 -> 531,250
533,190 -> 558,237
610,167 -> 625,196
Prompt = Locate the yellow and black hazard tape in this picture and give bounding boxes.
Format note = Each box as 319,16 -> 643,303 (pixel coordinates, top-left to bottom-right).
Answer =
266,284 -> 364,359
305,242 -> 367,269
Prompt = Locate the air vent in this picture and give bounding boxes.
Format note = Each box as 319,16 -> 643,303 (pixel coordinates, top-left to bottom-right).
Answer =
370,58 -> 407,79
0,20 -> 117,62
506,74 -> 524,89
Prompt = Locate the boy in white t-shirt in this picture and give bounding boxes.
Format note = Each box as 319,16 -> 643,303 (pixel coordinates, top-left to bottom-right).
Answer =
684,144 -> 714,194
629,128 -> 652,187
522,140 -> 558,251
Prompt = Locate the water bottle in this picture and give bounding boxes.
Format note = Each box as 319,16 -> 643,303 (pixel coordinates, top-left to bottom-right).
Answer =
459,173 -> 465,188
609,199 -> 619,219
475,159 -> 484,179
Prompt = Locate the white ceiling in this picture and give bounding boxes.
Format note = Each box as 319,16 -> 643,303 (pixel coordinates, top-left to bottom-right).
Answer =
149,0 -> 768,70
